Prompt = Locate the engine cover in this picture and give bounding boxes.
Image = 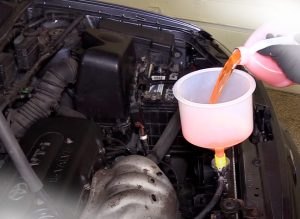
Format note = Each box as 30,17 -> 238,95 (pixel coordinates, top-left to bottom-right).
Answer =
0,117 -> 104,218
80,155 -> 178,219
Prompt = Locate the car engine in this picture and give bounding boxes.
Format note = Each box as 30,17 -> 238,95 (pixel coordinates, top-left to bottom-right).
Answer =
0,2 -> 267,219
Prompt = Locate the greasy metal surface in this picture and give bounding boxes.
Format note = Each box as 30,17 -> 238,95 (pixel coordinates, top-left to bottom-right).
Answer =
239,140 -> 265,218
80,155 -> 178,219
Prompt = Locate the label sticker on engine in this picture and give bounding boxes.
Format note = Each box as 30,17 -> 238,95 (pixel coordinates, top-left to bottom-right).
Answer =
149,84 -> 164,95
165,88 -> 175,101
169,73 -> 178,80
151,75 -> 166,81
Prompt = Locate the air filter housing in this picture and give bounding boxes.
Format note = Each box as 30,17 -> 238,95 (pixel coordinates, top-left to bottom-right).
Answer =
76,29 -> 135,122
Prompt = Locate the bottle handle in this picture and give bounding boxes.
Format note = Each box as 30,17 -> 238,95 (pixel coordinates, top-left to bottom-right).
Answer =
247,35 -> 298,54
238,35 -> 298,65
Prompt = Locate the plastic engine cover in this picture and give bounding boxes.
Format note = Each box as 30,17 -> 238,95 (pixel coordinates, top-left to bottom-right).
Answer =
80,155 -> 178,219
0,117 -> 104,218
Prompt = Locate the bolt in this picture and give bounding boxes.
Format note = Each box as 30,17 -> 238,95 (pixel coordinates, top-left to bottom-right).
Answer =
252,158 -> 261,167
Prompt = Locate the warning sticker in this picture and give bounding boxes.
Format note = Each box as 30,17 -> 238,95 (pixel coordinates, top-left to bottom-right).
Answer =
151,75 -> 166,81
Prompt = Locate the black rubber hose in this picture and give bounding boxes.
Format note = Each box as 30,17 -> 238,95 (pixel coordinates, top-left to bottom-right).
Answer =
194,176 -> 225,219
147,110 -> 181,164
0,112 -> 43,193
0,15 -> 83,109
10,57 -> 78,138
56,105 -> 86,119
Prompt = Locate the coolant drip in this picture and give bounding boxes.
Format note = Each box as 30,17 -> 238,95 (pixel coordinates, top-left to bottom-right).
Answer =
209,49 -> 241,170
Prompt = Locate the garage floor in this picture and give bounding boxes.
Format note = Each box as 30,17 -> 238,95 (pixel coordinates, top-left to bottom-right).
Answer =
267,89 -> 300,154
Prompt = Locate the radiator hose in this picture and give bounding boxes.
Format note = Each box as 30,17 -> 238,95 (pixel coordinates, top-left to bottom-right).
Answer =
147,110 -> 181,164
10,57 -> 78,137
194,176 -> 225,219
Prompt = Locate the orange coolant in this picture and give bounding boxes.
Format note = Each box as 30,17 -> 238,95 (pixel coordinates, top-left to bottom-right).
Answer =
208,50 -> 241,167
209,49 -> 241,104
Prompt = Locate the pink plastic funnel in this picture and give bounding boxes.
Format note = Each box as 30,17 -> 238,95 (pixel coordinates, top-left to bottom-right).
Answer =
173,68 -> 256,151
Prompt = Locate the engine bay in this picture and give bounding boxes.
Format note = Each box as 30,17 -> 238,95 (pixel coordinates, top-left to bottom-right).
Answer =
0,2 -> 269,219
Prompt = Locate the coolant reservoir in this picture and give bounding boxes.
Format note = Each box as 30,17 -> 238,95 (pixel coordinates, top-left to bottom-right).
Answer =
173,68 -> 256,169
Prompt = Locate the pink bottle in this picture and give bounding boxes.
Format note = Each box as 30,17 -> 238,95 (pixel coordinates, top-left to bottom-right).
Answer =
238,23 -> 298,87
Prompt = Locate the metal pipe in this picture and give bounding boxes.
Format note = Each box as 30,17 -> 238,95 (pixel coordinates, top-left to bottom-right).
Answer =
0,112 -> 43,193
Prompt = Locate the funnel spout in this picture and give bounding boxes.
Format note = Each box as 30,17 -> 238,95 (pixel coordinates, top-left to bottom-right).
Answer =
215,148 -> 225,157
214,148 -> 227,170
